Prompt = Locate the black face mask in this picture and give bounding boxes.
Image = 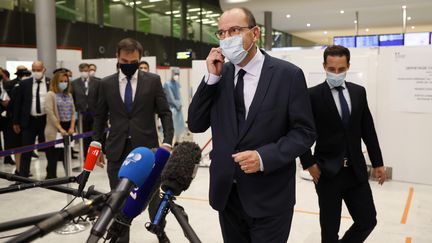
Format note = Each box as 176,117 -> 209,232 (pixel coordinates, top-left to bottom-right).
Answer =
119,63 -> 139,78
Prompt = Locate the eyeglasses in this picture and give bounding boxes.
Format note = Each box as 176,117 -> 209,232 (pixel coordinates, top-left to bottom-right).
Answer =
215,26 -> 254,40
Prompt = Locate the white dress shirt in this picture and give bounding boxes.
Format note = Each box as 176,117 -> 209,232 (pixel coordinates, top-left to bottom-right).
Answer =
119,70 -> 138,102
31,77 -> 47,116
205,47 -> 266,171
327,80 -> 352,117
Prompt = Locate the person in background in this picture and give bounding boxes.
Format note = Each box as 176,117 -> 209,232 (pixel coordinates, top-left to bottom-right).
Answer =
88,63 -> 101,80
163,67 -> 185,143
44,71 -> 75,179
0,68 -> 11,165
13,61 -> 50,177
300,45 -> 386,243
72,63 -> 100,158
138,60 -> 150,72
93,38 -> 173,243
2,67 -> 31,173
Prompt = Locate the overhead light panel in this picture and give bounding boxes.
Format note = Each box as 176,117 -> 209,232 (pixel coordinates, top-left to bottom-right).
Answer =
407,16 -> 412,21
286,14 -> 291,18
340,10 -> 344,14
411,26 -> 415,29
306,23 -> 311,27
188,8 -> 201,12
149,0 -> 163,2
141,4 -> 155,9
402,5 -> 406,9
365,28 -> 369,32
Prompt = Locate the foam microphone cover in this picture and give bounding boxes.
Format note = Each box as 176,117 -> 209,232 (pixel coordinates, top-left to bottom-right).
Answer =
161,141 -> 201,196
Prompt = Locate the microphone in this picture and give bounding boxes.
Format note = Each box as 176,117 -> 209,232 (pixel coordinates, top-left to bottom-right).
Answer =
106,147 -> 171,242
148,142 -> 201,230
77,141 -> 102,195
87,147 -> 155,243
7,193 -> 108,243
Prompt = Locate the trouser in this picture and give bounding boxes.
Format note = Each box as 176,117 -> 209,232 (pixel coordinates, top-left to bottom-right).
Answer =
316,166 -> 377,243
19,115 -> 46,177
219,184 -> 294,243
45,121 -> 70,179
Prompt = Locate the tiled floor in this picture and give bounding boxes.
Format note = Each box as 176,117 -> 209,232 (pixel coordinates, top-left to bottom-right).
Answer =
0,155 -> 431,243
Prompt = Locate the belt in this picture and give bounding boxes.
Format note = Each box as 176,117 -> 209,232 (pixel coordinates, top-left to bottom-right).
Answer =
343,158 -> 349,167
30,114 -> 46,118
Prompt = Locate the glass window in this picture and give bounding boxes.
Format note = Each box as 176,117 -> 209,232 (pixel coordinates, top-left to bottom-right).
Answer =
0,0 -> 14,10
55,0 -> 86,22
200,2 -> 221,45
134,0 -> 172,36
104,0 -> 134,30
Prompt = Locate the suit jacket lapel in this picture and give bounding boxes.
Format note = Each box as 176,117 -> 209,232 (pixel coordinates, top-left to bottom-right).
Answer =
132,73 -> 144,114
322,81 -> 344,127
237,54 -> 273,142
345,82 -> 358,128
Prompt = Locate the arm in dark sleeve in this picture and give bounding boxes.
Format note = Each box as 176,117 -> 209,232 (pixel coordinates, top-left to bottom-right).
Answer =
187,77 -> 219,133
360,87 -> 384,168
300,149 -> 316,169
154,77 -> 174,145
257,68 -> 317,174
12,84 -> 23,125
92,80 -> 108,143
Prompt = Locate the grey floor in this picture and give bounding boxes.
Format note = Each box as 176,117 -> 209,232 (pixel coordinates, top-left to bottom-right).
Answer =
0,154 -> 431,243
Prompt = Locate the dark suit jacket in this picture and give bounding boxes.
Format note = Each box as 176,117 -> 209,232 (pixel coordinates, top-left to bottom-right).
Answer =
300,81 -> 383,182
93,71 -> 174,162
188,51 -> 316,218
71,77 -> 100,113
13,77 -> 50,128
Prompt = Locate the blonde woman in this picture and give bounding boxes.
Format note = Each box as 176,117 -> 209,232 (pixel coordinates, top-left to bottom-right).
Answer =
44,71 -> 75,179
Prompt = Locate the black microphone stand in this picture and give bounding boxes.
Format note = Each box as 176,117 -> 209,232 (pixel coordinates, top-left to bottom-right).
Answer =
0,176 -> 77,194
146,191 -> 201,243
0,171 -> 103,198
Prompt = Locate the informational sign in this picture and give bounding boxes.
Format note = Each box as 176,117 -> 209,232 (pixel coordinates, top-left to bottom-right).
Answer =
391,48 -> 432,113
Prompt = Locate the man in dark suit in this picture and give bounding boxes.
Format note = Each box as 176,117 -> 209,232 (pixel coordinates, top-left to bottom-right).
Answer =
188,7 -> 316,243
300,45 -> 386,243
93,38 -> 174,243
88,63 -> 101,80
71,63 -> 100,158
13,61 -> 50,177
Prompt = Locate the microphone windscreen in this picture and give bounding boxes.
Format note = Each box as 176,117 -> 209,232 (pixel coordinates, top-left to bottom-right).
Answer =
83,141 -> 102,171
161,142 -> 201,195
118,147 -> 155,187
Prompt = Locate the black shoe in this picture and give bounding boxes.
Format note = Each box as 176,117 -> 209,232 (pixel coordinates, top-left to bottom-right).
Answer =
4,157 -> 16,165
31,151 -> 39,158
157,232 -> 170,243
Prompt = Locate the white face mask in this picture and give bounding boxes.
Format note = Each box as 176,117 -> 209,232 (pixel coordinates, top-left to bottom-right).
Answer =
220,34 -> 254,65
326,71 -> 346,88
32,71 -> 43,80
173,75 -> 179,81
89,70 -> 96,77
80,71 -> 89,79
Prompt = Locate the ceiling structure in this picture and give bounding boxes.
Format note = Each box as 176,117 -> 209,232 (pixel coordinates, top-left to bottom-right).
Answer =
219,0 -> 432,45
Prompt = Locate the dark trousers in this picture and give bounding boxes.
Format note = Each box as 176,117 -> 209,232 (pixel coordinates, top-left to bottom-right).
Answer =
316,166 -> 377,243
219,184 -> 293,243
45,122 -> 70,179
82,113 -> 93,157
19,115 -> 46,177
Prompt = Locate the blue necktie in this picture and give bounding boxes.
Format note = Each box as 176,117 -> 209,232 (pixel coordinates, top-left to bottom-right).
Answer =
234,69 -> 246,133
124,77 -> 133,113
335,86 -> 350,127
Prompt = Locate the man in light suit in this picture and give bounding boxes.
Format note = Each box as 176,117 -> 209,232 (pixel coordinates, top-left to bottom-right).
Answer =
93,38 -> 173,243
300,45 -> 386,243
188,7 -> 316,243
71,62 -> 100,158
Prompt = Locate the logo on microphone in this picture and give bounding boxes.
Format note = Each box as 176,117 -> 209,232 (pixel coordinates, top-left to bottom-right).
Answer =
123,153 -> 142,166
